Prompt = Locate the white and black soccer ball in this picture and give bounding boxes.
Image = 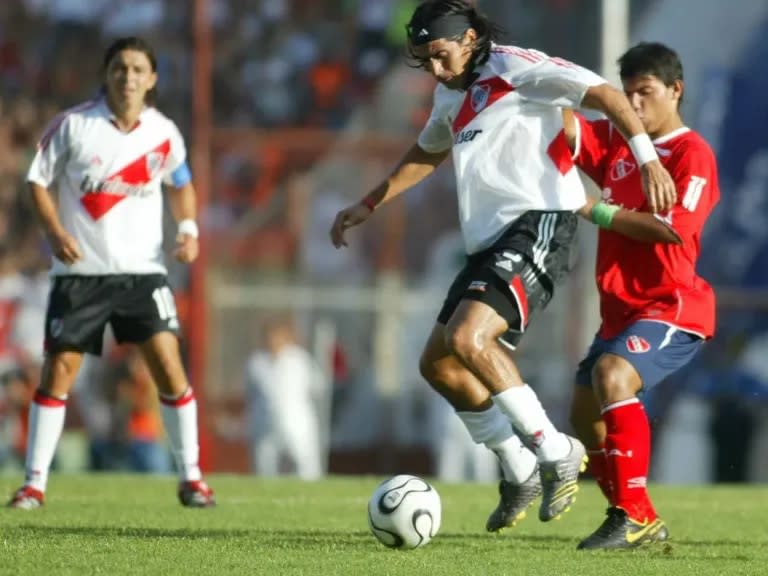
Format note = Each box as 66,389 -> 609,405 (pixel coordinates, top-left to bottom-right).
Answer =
367,475 -> 441,549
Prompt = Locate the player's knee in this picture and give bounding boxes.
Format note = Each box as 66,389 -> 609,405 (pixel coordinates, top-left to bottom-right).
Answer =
418,351 -> 438,383
444,323 -> 489,364
591,356 -> 636,403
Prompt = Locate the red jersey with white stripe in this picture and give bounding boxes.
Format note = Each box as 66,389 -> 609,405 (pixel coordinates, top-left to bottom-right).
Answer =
574,115 -> 719,339
27,97 -> 187,276
418,44 -> 606,255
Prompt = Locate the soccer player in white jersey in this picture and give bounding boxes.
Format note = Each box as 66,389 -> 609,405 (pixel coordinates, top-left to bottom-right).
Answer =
7,37 -> 215,509
330,0 -> 677,531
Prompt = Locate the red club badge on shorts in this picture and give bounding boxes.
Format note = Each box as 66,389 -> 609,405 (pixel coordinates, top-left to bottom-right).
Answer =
626,335 -> 651,354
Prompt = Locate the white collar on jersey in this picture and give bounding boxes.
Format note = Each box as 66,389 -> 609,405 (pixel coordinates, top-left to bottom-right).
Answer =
96,96 -> 151,132
653,126 -> 690,145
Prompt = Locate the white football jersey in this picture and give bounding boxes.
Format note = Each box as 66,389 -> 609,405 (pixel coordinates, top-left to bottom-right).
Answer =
27,97 -> 187,276
418,44 -> 606,254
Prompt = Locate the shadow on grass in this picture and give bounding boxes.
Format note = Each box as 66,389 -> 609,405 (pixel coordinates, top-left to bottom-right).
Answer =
12,525 -> 577,548
13,525 -> 254,540
13,526 -> 761,561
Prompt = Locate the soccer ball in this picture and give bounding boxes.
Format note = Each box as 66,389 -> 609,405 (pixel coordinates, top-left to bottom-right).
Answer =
367,475 -> 442,549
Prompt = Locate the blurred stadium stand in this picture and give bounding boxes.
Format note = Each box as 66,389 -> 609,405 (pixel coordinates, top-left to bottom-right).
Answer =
0,0 -> 766,483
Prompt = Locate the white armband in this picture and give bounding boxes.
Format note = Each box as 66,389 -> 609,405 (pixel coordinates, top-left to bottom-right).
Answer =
177,219 -> 199,239
628,134 -> 658,166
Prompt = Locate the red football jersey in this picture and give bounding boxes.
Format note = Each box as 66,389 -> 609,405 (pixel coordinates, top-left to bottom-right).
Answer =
575,116 -> 719,339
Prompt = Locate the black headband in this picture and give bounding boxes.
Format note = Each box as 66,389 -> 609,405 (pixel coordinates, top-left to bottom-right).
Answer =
407,13 -> 471,46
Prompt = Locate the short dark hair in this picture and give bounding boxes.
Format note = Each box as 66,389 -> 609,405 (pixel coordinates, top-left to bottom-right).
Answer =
406,0 -> 502,67
618,42 -> 684,104
102,36 -> 158,105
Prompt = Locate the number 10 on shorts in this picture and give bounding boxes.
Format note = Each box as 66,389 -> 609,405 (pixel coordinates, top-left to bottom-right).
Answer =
152,286 -> 178,320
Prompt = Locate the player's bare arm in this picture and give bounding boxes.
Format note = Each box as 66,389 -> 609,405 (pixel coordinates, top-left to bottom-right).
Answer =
581,83 -> 676,213
330,143 -> 449,248
28,182 -> 83,265
576,194 -> 682,245
561,111 -> 680,245
563,108 -> 683,244
166,181 -> 199,264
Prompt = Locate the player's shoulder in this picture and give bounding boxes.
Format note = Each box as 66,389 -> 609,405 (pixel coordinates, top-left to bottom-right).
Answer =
38,97 -> 102,149
487,43 -> 548,66
681,129 -> 715,156
659,128 -> 716,163
430,81 -> 459,110
142,106 -> 179,128
50,98 -> 102,126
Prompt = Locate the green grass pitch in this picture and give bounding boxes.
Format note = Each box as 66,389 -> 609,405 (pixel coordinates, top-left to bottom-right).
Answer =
1,474 -> 766,575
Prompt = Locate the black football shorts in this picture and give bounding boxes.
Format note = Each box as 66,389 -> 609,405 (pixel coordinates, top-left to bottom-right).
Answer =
44,274 -> 181,355
436,210 -> 577,349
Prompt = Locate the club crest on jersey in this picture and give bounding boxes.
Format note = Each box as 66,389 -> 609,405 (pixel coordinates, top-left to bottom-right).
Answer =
626,335 -> 651,354
610,159 -> 636,181
470,83 -> 491,112
146,152 -> 165,178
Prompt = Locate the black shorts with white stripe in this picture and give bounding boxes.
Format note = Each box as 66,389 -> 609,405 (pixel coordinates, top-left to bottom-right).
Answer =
44,274 -> 181,356
436,210 -> 577,348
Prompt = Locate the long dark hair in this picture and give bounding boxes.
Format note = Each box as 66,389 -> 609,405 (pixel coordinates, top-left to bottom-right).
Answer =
406,0 -> 502,68
101,36 -> 158,105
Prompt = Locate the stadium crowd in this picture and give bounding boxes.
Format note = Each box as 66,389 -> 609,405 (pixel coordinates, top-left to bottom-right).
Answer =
1,0 -> 766,486
0,0 -> 429,474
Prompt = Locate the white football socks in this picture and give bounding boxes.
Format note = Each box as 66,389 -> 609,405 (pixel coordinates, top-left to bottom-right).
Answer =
159,387 -> 202,482
24,392 -> 68,492
492,385 -> 571,462
457,405 -> 537,484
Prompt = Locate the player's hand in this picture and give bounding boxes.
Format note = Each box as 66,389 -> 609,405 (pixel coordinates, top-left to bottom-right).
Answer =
640,160 -> 676,213
330,202 -> 374,248
49,230 -> 83,265
576,194 -> 598,220
175,233 -> 199,263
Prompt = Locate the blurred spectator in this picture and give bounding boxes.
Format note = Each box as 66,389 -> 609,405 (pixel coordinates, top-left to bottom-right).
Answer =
245,314 -> 328,480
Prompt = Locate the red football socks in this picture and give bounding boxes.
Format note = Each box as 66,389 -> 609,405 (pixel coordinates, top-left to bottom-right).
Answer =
603,399 -> 657,522
586,446 -> 614,502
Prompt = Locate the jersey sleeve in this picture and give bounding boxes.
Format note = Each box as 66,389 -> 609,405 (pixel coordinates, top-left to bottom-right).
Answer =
573,115 -> 613,185
26,113 -> 72,188
417,87 -> 454,153
504,49 -> 607,108
162,120 -> 189,186
655,142 -> 719,236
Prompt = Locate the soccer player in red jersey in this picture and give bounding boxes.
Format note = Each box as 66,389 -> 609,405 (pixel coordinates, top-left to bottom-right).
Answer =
7,37 -> 214,509
564,42 -> 720,549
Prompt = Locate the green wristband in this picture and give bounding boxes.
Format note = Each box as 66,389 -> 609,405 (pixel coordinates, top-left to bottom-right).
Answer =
590,202 -> 620,229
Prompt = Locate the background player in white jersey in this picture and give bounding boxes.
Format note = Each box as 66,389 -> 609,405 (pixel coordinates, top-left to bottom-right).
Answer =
330,0 -> 677,531
8,37 -> 215,509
